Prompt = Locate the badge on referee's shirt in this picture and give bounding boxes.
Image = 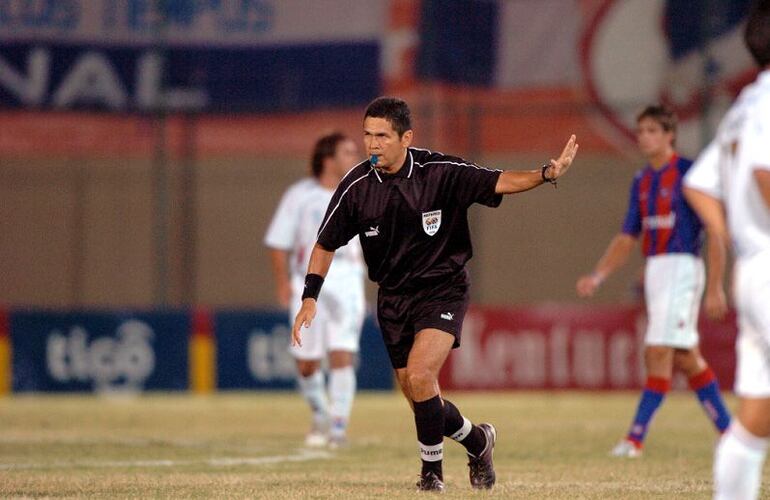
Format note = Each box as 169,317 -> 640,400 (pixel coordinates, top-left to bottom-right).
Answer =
422,210 -> 442,236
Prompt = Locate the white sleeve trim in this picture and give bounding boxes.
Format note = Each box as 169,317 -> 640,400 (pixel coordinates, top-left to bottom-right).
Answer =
416,159 -> 502,173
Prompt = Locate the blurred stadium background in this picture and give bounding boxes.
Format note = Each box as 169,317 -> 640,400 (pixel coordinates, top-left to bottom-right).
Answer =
0,0 -> 765,496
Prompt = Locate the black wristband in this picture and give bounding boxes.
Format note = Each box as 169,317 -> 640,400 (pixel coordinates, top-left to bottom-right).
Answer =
302,273 -> 324,301
541,164 -> 557,187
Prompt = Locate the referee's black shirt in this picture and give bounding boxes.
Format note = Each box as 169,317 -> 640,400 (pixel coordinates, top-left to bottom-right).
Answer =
316,147 -> 503,292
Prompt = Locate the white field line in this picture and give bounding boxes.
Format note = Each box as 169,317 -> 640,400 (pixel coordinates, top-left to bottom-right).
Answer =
0,436 -> 200,446
0,436 -> 265,453
0,449 -> 333,471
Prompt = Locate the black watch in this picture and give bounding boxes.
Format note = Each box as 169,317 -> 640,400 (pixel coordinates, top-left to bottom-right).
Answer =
541,164 -> 557,187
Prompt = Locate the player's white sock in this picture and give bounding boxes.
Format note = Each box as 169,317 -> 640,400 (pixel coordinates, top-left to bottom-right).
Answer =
328,366 -> 356,439
297,370 -> 329,431
714,420 -> 768,500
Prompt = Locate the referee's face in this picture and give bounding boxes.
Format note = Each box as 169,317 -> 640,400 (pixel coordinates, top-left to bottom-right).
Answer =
363,117 -> 412,173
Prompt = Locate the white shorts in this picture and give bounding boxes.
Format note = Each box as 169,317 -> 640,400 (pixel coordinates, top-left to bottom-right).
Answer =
643,254 -> 704,349
733,251 -> 770,398
289,282 -> 365,360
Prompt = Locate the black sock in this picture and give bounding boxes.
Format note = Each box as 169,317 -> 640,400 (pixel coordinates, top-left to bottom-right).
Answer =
413,395 -> 444,479
442,398 -> 486,457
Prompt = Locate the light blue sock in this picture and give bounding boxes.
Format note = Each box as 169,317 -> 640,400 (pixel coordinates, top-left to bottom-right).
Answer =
329,366 -> 356,439
297,370 -> 329,431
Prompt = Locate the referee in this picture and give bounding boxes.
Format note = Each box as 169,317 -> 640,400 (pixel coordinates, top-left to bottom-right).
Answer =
293,97 -> 578,492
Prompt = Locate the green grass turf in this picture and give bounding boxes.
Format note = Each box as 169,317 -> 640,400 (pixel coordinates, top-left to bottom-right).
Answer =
0,391 -> 764,499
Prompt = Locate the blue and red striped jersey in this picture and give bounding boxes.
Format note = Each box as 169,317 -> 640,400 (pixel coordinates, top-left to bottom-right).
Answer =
621,154 -> 702,257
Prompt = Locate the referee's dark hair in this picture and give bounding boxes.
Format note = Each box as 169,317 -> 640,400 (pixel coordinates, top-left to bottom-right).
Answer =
364,96 -> 412,137
746,0 -> 770,67
637,104 -> 677,145
311,132 -> 348,178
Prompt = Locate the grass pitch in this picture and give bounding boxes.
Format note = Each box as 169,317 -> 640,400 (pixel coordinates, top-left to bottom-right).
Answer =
0,391 -> 765,498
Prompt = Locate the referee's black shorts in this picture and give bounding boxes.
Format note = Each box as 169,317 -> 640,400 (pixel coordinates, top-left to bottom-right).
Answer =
376,270 -> 470,369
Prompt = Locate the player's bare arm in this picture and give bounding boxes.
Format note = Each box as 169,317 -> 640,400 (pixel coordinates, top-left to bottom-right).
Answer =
576,233 -> 636,297
683,187 -> 729,319
292,243 -> 335,347
268,248 -> 292,307
755,169 -> 770,210
495,135 -> 579,194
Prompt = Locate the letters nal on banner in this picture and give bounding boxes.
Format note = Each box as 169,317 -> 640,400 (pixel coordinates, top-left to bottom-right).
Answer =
0,0 -> 384,112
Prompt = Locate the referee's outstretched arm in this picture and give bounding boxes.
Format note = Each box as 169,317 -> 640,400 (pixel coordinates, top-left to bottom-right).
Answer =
495,134 -> 579,194
291,243 -> 335,347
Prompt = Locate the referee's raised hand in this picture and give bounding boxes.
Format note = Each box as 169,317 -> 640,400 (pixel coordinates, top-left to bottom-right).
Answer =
548,134 -> 579,180
291,298 -> 317,347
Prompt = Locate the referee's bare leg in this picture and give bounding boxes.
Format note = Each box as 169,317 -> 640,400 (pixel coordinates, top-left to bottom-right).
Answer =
395,328 -> 496,490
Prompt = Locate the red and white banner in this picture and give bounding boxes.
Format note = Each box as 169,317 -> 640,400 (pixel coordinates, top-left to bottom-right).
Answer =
440,305 -> 738,391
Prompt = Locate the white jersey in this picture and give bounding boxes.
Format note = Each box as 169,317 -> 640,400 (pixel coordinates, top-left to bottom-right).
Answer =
684,69 -> 770,259
685,69 -> 770,398
264,177 -> 365,293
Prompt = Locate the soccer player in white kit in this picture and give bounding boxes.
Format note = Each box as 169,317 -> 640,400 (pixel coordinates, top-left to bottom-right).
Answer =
577,105 -> 731,457
265,132 -> 366,448
684,2 -> 770,497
